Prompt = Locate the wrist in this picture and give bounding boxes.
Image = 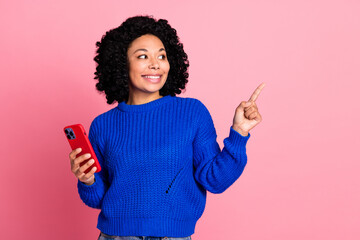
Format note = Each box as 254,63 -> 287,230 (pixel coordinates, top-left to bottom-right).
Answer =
232,125 -> 249,137
83,178 -> 95,186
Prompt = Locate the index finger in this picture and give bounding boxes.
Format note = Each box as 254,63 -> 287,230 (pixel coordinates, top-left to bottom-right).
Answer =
69,148 -> 82,161
248,82 -> 266,102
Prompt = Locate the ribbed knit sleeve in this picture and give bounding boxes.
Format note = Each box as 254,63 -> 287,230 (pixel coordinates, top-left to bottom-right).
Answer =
77,118 -> 110,209
193,100 -> 251,194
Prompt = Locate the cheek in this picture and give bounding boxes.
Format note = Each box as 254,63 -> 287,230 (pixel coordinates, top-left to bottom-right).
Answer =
162,61 -> 170,73
129,62 -> 146,75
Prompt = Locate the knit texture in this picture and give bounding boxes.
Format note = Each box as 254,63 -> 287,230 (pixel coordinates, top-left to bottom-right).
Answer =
77,95 -> 251,237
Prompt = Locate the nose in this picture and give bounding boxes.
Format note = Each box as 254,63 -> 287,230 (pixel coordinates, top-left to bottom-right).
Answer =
149,57 -> 160,69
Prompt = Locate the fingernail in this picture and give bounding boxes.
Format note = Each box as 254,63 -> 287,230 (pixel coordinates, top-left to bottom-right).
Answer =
77,148 -> 82,151
86,153 -> 91,158
89,159 -> 95,164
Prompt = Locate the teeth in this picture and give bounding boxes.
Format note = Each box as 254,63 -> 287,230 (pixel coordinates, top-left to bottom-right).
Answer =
143,75 -> 160,79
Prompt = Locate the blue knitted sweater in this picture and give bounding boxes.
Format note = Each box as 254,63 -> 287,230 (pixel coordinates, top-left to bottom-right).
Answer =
77,95 -> 250,237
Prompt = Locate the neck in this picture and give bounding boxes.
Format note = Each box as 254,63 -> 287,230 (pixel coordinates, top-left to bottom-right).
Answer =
126,93 -> 163,105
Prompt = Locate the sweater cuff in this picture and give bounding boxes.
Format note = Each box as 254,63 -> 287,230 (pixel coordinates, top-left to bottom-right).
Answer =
229,126 -> 251,146
77,174 -> 104,195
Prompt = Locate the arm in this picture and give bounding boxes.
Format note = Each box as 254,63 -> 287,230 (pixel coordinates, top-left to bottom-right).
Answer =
77,119 -> 110,209
193,101 -> 251,194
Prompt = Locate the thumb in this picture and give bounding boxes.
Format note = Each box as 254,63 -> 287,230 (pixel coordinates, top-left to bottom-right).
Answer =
239,101 -> 252,111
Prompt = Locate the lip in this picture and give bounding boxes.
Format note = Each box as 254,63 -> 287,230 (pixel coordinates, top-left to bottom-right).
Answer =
142,74 -> 162,83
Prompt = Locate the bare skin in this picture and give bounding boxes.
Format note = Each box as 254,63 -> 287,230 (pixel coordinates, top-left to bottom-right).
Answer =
126,33 -> 170,105
232,82 -> 266,136
69,148 -> 96,185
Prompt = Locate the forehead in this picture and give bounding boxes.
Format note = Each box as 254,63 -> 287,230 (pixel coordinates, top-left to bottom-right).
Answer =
128,34 -> 165,50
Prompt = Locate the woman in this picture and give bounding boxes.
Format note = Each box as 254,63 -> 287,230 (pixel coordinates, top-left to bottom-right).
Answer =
69,15 -> 264,240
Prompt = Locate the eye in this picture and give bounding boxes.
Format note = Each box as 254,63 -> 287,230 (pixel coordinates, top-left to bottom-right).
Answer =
137,54 -> 166,60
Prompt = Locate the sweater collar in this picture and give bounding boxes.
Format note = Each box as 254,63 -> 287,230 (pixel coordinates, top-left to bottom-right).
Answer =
117,95 -> 175,112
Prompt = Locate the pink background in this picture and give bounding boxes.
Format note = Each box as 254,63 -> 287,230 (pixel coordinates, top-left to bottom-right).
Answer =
1,0 -> 359,239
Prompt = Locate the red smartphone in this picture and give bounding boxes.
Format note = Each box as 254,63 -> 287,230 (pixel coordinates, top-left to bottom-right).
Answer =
63,124 -> 101,173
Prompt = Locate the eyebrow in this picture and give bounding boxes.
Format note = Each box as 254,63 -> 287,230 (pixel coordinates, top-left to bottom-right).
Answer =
133,48 -> 165,54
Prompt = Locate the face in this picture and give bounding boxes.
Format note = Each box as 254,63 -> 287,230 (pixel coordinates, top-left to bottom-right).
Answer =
126,34 -> 170,100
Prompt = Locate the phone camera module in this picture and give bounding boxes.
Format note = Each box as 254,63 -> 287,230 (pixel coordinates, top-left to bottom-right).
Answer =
65,128 -> 76,140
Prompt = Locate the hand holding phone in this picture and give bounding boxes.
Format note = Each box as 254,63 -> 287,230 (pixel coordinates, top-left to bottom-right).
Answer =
64,124 -> 102,185
69,148 -> 97,185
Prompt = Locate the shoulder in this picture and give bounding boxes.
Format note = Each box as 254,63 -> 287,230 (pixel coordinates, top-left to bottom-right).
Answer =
178,96 -> 211,117
173,96 -> 208,111
171,96 -> 212,126
90,107 -> 118,130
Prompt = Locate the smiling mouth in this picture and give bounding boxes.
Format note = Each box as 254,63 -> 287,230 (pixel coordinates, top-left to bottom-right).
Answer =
142,75 -> 162,83
142,75 -> 162,79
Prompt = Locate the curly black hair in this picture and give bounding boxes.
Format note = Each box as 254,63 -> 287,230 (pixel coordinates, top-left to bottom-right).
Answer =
93,15 -> 190,104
